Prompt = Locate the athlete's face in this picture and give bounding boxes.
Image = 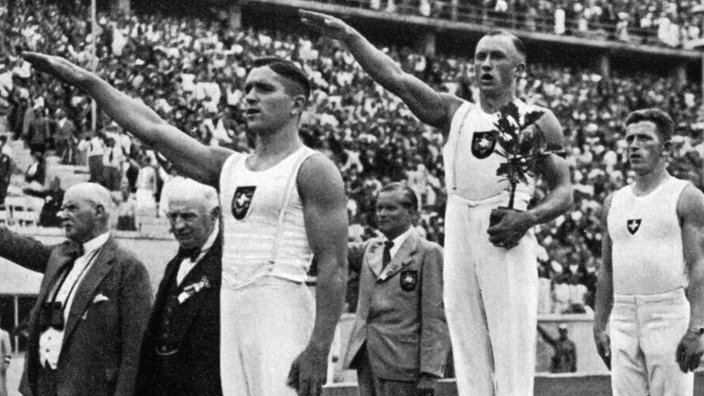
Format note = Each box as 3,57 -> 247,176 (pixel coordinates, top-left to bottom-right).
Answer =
625,120 -> 669,175
242,66 -> 302,135
376,190 -> 414,240
474,35 -> 525,97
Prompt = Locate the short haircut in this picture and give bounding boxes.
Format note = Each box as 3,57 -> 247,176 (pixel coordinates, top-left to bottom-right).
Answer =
66,182 -> 115,219
252,56 -> 311,101
378,182 -> 419,213
484,30 -> 527,60
625,108 -> 674,142
167,178 -> 219,212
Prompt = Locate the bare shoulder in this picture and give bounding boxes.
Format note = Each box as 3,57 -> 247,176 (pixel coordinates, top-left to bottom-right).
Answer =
601,192 -> 617,225
677,183 -> 704,222
297,152 -> 346,205
530,105 -> 564,145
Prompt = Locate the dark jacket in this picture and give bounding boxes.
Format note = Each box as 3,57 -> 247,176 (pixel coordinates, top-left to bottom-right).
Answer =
0,228 -> 152,396
136,235 -> 222,396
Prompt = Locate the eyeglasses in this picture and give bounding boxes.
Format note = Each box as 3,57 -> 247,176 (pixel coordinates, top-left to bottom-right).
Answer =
166,211 -> 199,222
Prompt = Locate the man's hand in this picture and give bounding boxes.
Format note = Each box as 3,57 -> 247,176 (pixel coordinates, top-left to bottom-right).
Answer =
22,52 -> 89,86
676,331 -> 704,373
593,328 -> 611,370
487,209 -> 533,249
286,343 -> 329,396
417,373 -> 437,395
299,10 -> 350,41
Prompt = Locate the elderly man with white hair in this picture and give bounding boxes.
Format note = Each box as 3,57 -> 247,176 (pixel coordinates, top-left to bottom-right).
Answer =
0,182 -> 152,396
136,178 -> 223,396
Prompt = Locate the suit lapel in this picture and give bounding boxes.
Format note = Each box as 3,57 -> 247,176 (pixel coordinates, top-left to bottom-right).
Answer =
63,237 -> 117,342
364,240 -> 385,278
37,241 -> 83,305
161,246 -> 221,344
377,229 -> 419,281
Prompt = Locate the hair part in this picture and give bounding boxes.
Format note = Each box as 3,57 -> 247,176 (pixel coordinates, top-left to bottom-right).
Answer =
625,108 -> 674,142
378,182 -> 419,214
484,30 -> 527,61
252,56 -> 311,102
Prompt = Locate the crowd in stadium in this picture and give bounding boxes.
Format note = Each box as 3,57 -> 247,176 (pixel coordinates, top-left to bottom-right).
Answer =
329,0 -> 704,48
1,0 -> 703,315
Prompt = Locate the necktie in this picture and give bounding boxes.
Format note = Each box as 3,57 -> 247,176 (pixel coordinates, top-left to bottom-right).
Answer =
382,240 -> 394,269
177,246 -> 201,262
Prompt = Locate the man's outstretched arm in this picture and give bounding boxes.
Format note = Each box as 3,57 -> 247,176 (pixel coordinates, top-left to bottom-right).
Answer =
287,154 -> 348,396
300,10 -> 462,131
22,52 -> 231,187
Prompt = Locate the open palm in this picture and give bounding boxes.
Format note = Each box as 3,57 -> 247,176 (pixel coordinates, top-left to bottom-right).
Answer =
299,10 -> 349,40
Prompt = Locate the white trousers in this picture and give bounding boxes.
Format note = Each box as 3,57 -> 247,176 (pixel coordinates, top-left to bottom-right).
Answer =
220,276 -> 315,396
611,288 -> 693,396
444,194 -> 538,396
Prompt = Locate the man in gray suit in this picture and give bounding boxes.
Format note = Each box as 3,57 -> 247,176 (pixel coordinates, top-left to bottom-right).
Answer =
0,182 -> 152,396
344,182 -> 449,395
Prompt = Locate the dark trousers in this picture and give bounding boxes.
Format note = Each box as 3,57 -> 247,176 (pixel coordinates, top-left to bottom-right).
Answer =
88,155 -> 104,183
356,346 -> 418,396
37,365 -> 57,396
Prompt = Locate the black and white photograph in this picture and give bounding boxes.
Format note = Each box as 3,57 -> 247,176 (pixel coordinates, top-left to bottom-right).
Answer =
0,0 -> 703,395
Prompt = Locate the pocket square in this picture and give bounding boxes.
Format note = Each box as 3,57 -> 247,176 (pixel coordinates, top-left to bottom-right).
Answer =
92,294 -> 109,304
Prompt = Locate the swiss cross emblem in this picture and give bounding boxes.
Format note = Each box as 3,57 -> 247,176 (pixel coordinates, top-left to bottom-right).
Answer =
627,219 -> 641,235
471,130 -> 497,159
232,186 -> 256,220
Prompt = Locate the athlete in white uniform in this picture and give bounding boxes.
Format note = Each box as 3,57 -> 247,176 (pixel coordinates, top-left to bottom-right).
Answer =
301,11 -> 573,396
24,54 -> 349,396
594,108 -> 704,395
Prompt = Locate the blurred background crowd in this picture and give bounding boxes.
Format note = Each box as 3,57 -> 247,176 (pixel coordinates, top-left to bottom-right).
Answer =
329,0 -> 704,49
1,0 -> 703,316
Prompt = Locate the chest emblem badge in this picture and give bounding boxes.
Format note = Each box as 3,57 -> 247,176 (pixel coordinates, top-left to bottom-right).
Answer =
627,219 -> 641,235
400,270 -> 418,292
471,130 -> 497,159
232,186 -> 256,220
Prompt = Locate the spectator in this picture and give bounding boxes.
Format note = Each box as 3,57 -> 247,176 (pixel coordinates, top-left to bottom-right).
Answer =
537,323 -> 578,373
0,136 -> 11,206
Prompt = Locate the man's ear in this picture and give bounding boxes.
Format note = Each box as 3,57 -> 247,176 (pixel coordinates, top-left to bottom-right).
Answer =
211,206 -> 221,219
662,140 -> 673,155
515,62 -> 526,76
291,95 -> 307,116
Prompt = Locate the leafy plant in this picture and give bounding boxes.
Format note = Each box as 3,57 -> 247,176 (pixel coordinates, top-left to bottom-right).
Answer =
493,102 -> 546,209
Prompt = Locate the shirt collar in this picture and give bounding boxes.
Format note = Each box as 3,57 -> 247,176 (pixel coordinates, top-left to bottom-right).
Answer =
387,226 -> 413,249
81,232 -> 110,257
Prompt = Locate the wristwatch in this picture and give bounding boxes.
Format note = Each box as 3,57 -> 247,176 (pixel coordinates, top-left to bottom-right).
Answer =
688,327 -> 704,336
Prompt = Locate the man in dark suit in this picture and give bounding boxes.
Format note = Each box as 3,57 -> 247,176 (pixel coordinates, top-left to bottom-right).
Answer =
137,178 -> 222,396
343,182 -> 450,396
0,182 -> 152,396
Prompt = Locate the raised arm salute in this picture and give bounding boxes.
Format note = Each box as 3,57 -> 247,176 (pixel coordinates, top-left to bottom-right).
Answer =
22,52 -> 229,186
302,10 -> 573,396
23,53 -> 348,396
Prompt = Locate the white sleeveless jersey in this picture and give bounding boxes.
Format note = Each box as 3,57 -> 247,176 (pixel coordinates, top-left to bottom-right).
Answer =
443,100 -> 536,206
608,176 -> 689,295
219,146 -> 317,288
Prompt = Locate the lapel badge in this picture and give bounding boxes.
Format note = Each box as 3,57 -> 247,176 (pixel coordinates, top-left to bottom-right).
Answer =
471,130 -> 497,159
626,219 -> 641,235
232,186 -> 256,220
400,270 -> 418,292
